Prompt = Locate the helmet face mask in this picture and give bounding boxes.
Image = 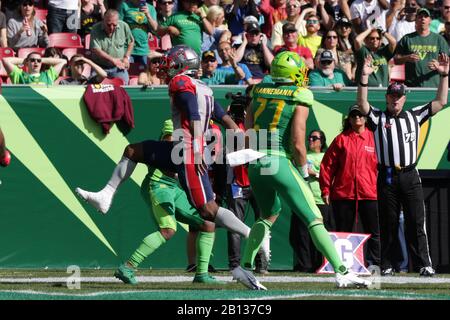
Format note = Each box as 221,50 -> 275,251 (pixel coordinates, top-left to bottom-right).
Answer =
271,51 -> 309,87
160,45 -> 200,80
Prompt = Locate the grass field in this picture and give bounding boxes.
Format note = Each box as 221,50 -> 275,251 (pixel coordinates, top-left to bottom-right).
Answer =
0,269 -> 449,300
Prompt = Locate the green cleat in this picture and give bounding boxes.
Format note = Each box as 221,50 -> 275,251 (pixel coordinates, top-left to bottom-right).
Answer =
114,264 -> 138,285
193,273 -> 225,285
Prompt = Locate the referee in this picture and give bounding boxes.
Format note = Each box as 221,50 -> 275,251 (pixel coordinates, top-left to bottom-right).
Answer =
357,54 -> 449,276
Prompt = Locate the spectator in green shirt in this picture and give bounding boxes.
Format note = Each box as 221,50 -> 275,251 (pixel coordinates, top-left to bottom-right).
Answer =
309,50 -> 353,90
394,8 -> 450,87
90,9 -> 135,84
2,52 -> 66,85
158,0 -> 214,55
119,0 -> 158,66
354,28 -> 396,87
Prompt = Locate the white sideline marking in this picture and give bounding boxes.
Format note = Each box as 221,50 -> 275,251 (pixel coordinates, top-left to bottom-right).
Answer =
0,276 -> 450,284
0,289 -> 443,301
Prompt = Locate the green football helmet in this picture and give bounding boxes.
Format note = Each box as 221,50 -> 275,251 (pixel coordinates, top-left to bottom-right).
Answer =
271,51 -> 309,87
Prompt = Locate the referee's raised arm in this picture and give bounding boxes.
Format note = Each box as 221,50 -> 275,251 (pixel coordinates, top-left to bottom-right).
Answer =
357,55 -> 374,116
430,53 -> 450,115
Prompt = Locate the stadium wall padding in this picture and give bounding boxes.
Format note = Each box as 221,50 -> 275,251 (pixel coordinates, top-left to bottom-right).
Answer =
0,86 -> 449,270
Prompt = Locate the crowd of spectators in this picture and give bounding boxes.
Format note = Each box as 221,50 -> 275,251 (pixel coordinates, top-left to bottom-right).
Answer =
0,0 -> 449,87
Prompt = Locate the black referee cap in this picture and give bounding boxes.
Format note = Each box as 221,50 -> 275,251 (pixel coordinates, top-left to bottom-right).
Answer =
387,82 -> 406,96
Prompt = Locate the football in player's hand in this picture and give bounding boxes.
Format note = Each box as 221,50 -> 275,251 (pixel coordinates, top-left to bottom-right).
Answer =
0,150 -> 11,167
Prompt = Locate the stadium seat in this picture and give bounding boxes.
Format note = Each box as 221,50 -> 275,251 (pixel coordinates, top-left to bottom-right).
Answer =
62,48 -> 93,61
0,48 -> 15,77
101,77 -> 125,86
84,34 -> 91,49
48,33 -> 83,49
128,63 -> 146,77
148,34 -> 160,50
129,76 -> 139,85
390,64 -> 406,83
160,34 -> 172,51
17,47 -> 46,58
0,48 -> 15,58
34,9 -> 48,23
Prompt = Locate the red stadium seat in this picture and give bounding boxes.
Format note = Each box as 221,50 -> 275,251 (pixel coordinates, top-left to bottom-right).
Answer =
34,9 -> 48,23
160,34 -> 172,51
0,48 -> 15,76
129,76 -> 139,85
62,48 -> 93,61
17,47 -> 46,58
0,48 -> 15,58
84,34 -> 91,49
390,64 -> 406,83
49,33 -> 83,49
101,77 -> 125,86
148,34 -> 160,50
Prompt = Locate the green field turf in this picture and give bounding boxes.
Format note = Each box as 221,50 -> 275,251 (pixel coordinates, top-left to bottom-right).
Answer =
0,269 -> 449,300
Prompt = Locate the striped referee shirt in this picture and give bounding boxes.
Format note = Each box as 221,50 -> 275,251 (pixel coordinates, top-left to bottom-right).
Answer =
366,102 -> 432,168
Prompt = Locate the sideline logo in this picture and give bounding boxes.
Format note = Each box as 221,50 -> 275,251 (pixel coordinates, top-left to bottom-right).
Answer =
317,232 -> 371,275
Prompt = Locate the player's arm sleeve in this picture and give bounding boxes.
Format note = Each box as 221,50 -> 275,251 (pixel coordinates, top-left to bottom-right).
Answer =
173,92 -> 200,121
169,75 -> 199,120
212,100 -> 226,121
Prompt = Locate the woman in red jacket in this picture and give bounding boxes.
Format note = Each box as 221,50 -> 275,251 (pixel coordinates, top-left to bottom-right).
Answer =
319,105 -> 380,267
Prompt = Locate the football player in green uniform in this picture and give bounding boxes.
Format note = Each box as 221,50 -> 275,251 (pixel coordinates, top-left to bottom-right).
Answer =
232,51 -> 372,290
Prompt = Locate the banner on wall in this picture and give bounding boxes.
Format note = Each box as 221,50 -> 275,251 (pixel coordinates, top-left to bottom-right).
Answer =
317,232 -> 371,275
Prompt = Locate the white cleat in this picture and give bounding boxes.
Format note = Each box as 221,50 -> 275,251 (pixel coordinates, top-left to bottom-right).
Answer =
232,266 -> 267,290
75,187 -> 113,214
336,271 -> 372,289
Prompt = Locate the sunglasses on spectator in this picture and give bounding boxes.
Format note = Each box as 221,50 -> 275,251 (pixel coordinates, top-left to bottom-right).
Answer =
161,1 -> 174,4
150,58 -> 161,64
349,112 -> 364,118
444,5 -> 450,10
29,58 -> 42,63
309,136 -> 321,141
326,35 -> 338,39
306,20 -> 319,25
321,60 -> 333,65
203,59 -> 216,63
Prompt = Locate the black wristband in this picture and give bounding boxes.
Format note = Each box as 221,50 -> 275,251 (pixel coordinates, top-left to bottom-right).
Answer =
440,73 -> 449,77
359,82 -> 369,87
